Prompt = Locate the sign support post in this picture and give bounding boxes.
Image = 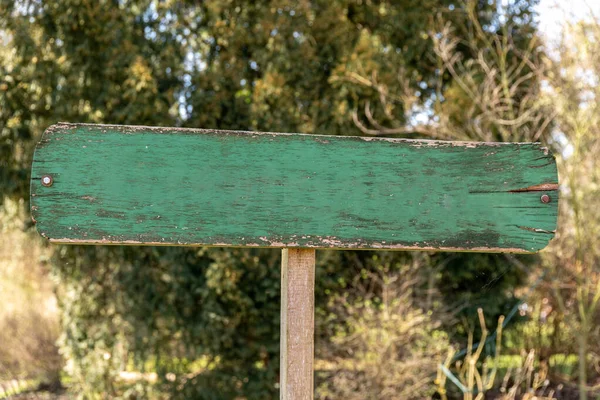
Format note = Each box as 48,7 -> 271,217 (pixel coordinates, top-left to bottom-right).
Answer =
280,249 -> 316,400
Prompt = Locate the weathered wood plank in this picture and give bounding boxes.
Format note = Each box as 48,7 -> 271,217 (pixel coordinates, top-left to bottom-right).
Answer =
30,123 -> 558,252
280,249 -> 315,400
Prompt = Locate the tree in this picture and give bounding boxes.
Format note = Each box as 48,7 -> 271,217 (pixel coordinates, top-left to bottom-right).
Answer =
0,0 -> 544,397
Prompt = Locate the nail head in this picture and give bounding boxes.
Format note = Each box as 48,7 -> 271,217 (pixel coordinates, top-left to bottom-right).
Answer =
540,194 -> 550,204
41,175 -> 53,187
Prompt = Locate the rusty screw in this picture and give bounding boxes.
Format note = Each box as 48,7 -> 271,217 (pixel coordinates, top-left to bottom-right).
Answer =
41,175 -> 53,187
540,194 -> 551,204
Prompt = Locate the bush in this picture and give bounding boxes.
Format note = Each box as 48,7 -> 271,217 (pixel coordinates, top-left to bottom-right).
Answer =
316,253 -> 450,399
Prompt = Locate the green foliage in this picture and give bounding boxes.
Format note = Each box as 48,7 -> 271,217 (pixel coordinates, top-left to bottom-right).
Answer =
0,0 -> 544,398
435,253 -> 530,338
52,246 -> 282,398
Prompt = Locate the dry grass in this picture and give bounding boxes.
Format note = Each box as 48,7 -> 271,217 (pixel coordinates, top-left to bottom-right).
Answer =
437,310 -> 559,400
0,198 -> 62,385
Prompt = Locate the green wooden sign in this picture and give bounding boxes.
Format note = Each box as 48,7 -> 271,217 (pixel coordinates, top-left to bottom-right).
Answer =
30,123 -> 558,253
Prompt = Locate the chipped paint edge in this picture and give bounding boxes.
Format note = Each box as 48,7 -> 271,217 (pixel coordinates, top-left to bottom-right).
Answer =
41,122 -> 547,149
45,237 -> 535,254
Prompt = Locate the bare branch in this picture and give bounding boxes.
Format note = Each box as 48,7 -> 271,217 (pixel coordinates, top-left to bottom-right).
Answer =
352,108 -> 437,137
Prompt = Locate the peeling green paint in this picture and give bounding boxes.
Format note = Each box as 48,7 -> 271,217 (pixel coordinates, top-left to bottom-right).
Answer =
30,123 -> 559,252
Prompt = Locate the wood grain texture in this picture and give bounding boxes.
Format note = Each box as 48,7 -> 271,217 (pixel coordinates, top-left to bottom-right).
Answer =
30,123 -> 559,252
280,249 -> 315,400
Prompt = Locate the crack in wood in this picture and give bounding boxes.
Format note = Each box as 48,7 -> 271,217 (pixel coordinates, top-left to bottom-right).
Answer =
470,182 -> 559,194
509,183 -> 559,192
517,226 -> 556,234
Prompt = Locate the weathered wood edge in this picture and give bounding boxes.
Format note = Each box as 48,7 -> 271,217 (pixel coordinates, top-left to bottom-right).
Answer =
38,122 -> 554,150
40,238 -> 535,253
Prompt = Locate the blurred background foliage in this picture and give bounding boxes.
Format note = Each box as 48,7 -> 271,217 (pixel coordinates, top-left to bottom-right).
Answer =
0,0 -> 598,399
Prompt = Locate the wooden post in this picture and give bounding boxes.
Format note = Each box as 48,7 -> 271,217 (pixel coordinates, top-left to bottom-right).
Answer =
280,248 -> 316,400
